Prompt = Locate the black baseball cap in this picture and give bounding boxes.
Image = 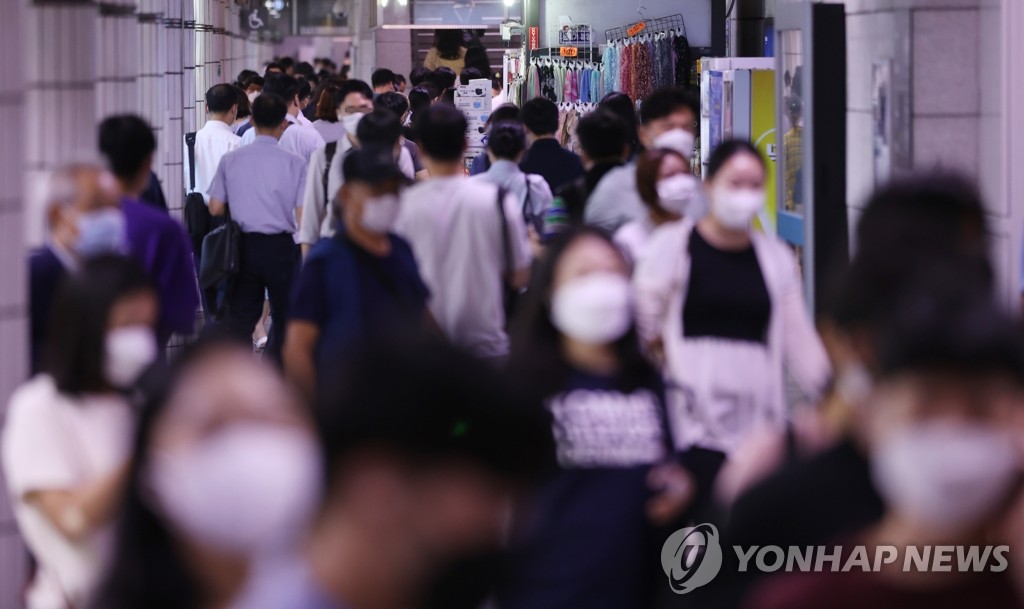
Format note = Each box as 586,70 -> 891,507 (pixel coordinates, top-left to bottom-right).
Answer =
342,146 -> 408,185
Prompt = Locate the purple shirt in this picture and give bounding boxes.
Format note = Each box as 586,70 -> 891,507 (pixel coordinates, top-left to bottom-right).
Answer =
122,198 -> 199,338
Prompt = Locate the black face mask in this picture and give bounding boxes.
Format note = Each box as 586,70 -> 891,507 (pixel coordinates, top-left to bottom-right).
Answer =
418,550 -> 509,609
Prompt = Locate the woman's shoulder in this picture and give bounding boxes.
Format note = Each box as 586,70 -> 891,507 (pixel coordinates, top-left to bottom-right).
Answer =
7,375 -> 60,414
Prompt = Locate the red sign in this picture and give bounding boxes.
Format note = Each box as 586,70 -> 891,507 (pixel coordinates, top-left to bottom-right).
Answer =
560,47 -> 578,57
529,26 -> 540,50
627,21 -> 647,37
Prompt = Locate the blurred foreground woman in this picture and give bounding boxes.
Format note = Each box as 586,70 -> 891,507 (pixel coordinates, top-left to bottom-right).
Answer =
93,338 -> 322,609
500,228 -> 692,609
750,272 -> 1024,609
4,256 -> 158,609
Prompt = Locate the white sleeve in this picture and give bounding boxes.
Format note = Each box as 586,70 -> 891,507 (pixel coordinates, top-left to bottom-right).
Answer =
298,150 -> 327,246
398,148 -> 415,179
240,128 -> 256,146
634,223 -> 685,348
775,243 -> 832,399
528,174 -> 554,218
2,381 -> 77,498
503,192 -> 532,271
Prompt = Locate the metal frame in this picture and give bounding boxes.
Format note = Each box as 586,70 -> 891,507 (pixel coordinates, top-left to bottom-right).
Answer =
774,1 -> 815,310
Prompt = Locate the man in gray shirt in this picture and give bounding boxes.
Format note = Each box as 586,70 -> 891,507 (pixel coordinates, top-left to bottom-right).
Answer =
209,93 -> 307,364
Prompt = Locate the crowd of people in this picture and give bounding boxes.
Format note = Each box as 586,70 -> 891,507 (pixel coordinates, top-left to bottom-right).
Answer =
10,46 -> 1024,609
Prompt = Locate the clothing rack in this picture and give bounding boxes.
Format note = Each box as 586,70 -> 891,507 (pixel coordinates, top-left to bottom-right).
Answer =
532,46 -> 602,63
604,13 -> 687,44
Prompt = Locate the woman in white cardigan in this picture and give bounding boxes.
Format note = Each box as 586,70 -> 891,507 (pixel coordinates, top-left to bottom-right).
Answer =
635,140 -> 831,461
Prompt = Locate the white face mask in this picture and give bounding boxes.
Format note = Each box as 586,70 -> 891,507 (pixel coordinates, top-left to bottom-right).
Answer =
105,326 -> 157,388
653,128 -> 695,160
871,420 -> 1019,535
712,188 -> 765,230
551,272 -> 633,345
246,91 -> 259,104
342,112 -> 365,138
148,423 -> 322,554
76,208 -> 127,258
359,194 -> 401,234
656,174 -> 704,216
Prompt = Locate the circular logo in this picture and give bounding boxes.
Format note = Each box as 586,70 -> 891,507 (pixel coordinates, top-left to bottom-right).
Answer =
661,523 -> 724,595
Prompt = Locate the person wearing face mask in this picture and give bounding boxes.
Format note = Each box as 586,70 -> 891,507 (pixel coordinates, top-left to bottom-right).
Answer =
749,276 -> 1024,609
92,337 -> 323,609
585,87 -> 701,233
284,148 -> 430,403
4,256 -> 159,609
635,140 -> 829,515
298,79 -> 374,253
375,92 -> 430,181
241,74 -> 326,161
300,107 -> 417,253
207,94 -> 307,366
235,335 -> 555,609
498,228 -> 694,609
30,161 -> 124,374
613,148 -> 705,267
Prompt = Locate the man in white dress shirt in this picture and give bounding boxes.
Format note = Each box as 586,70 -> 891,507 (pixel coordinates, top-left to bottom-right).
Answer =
241,73 -> 325,161
183,84 -> 242,204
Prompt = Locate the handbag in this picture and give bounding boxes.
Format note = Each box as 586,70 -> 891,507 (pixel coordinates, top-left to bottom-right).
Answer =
199,204 -> 240,290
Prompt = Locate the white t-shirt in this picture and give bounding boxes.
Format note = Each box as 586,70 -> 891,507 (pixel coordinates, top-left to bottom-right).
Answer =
613,216 -> 656,268
2,375 -> 133,609
183,120 -> 242,203
394,176 -> 532,358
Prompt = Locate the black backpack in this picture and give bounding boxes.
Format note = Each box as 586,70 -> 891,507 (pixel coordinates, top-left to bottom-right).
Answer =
184,132 -> 212,254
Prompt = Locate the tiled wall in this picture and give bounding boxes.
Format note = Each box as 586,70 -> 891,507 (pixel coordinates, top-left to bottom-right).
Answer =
5,2 -> 272,606
0,0 -> 26,605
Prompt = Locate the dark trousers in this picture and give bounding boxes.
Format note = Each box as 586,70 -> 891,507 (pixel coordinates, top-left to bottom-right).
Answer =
215,232 -> 299,365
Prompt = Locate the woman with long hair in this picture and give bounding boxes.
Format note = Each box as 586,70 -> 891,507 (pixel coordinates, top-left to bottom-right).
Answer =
500,228 -> 691,609
3,256 -> 158,609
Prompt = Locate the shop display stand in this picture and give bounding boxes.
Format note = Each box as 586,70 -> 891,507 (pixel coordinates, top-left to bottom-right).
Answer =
604,13 -> 687,45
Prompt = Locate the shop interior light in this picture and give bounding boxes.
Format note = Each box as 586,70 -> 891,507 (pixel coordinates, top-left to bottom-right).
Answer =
503,0 -> 514,5
380,0 -> 389,6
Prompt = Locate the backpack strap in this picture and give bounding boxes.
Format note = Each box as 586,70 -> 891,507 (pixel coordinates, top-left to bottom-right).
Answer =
185,132 -> 197,192
322,141 -> 339,210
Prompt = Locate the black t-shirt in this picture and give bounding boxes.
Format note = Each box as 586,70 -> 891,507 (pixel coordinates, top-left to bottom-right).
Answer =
683,228 -> 772,344
498,370 -> 675,609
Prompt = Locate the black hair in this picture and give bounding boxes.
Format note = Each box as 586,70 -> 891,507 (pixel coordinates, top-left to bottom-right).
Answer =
577,109 -> 628,162
706,139 -> 766,180
433,29 -> 465,61
487,121 -> 526,160
508,227 -> 659,398
263,62 -> 283,75
520,97 -> 559,136
296,77 -> 313,102
639,87 -> 700,126
317,334 -> 556,491
408,86 -> 434,118
600,92 -> 639,153
235,69 -> 259,88
374,92 -> 410,119
415,105 -> 466,162
206,84 -> 238,113
828,172 -> 992,332
877,262 -> 1023,380
262,73 -> 300,103
233,85 -> 251,119
487,103 -> 521,128
371,68 -> 396,88
251,93 -> 289,129
356,108 -> 402,149
278,57 -> 296,70
459,67 -> 484,86
394,73 -> 406,86
46,255 -> 154,396
409,66 -> 433,86
98,115 -> 157,180
294,61 -> 315,78
337,78 -> 374,103
464,46 -> 491,76
91,335 -> 255,609
247,75 -> 265,89
428,66 -> 457,91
